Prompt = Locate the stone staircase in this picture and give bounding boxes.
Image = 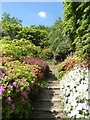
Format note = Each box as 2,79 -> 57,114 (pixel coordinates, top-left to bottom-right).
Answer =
30,65 -> 66,119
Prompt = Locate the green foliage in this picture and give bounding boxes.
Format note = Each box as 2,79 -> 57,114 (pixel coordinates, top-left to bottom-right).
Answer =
4,61 -> 36,83
26,27 -> 49,48
49,18 -> 68,53
1,37 -> 42,59
63,2 -> 79,51
41,48 -> 53,60
1,13 -> 22,40
1,13 -> 49,49
2,13 -> 22,25
75,3 -> 90,59
0,21 -> 1,39
63,2 -> 90,59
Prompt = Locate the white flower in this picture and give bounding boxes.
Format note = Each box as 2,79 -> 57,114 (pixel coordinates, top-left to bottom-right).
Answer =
59,65 -> 89,118
76,103 -> 85,111
70,111 -> 77,116
76,114 -> 81,118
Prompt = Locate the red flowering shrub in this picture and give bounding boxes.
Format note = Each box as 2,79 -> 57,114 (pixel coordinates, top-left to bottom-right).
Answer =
64,60 -> 77,71
29,65 -> 44,80
57,54 -> 89,78
20,57 -> 50,78
57,56 -> 78,78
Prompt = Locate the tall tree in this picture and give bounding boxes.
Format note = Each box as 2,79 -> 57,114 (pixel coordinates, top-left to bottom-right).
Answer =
1,13 -> 49,49
48,18 -> 68,63
2,13 -> 22,25
1,13 -> 22,39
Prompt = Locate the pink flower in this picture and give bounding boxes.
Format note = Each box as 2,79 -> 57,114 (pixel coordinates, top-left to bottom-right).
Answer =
13,82 -> 17,87
8,84 -> 13,89
0,85 -> 4,95
80,62 -> 88,68
26,86 -> 30,91
38,72 -> 41,77
0,73 -> 6,78
16,84 -> 19,89
21,91 -> 27,97
18,79 -> 26,82
21,79 -> 26,82
11,104 -> 15,110
7,97 -> 11,104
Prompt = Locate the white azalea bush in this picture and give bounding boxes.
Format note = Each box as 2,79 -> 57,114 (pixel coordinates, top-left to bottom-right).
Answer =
60,65 -> 90,119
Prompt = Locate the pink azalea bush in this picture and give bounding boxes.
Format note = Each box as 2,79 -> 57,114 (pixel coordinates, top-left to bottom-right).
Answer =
0,59 -> 49,119
1,61 -> 36,118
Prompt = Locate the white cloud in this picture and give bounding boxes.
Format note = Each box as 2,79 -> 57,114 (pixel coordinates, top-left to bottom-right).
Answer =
38,11 -> 47,18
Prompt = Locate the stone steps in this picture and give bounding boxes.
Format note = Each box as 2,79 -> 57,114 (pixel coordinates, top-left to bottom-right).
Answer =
30,66 -> 66,119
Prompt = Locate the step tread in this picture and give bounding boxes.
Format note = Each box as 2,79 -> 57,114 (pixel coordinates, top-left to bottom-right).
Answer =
32,108 -> 63,112
39,89 -> 60,94
46,86 -> 60,89
30,110 -> 65,119
48,81 -> 59,83
38,93 -> 60,99
36,98 -> 60,102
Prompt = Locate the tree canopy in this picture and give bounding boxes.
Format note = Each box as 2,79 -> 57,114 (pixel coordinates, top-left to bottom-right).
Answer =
1,13 -> 49,49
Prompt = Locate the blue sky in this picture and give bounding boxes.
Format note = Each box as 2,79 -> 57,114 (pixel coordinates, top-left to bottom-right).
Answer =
2,2 -> 64,26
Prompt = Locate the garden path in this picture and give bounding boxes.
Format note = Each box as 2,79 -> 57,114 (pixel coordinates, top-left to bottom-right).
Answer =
30,65 -> 66,119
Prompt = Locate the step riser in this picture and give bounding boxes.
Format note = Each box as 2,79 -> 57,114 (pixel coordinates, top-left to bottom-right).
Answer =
39,89 -> 60,95
47,83 -> 59,86
38,94 -> 60,100
32,101 -> 62,110
30,111 -> 65,119
47,86 -> 60,89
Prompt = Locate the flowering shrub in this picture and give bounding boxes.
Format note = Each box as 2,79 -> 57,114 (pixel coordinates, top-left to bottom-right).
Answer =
0,59 -> 49,118
1,37 -> 42,59
29,65 -> 44,80
57,54 -> 89,78
0,57 -> 16,65
0,61 -> 36,118
20,57 -> 49,78
80,61 -> 88,68
60,66 -> 90,119
57,56 -> 78,78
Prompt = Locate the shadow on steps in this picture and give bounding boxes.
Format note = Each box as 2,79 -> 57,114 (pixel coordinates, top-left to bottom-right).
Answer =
47,69 -> 57,81
29,71 -> 64,119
